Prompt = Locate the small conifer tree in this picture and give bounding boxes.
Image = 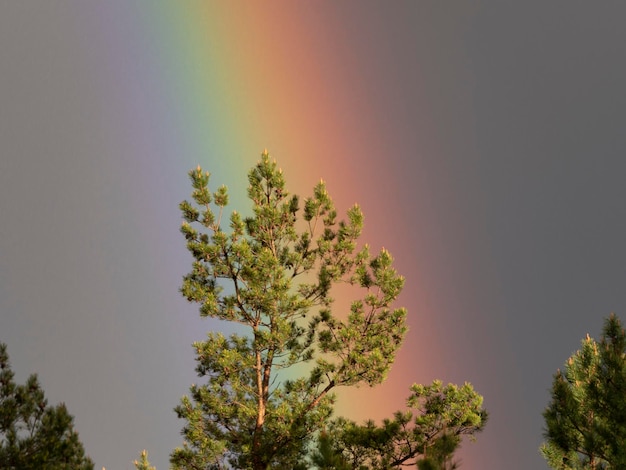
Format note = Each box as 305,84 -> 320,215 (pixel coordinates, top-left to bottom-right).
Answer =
541,313 -> 626,469
0,343 -> 94,469
134,450 -> 156,470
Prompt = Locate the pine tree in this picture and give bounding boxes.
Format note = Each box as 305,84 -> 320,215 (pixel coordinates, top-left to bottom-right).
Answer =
134,450 -> 156,470
309,431 -> 351,470
171,151 -> 408,470
541,313 -> 626,469
0,343 -> 94,469
326,381 -> 486,470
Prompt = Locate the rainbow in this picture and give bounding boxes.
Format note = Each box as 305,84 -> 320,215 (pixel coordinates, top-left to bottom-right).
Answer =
48,3 -> 531,468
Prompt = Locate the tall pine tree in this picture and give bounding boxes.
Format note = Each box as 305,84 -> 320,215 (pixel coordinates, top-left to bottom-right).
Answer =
172,151 -> 407,470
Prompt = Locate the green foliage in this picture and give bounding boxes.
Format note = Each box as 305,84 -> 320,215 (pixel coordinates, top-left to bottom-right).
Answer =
164,151 -> 488,469
134,450 -> 156,470
541,313 -> 626,469
0,343 -> 93,470
309,431 -> 351,470
325,381 -> 487,470
172,151 -> 408,470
